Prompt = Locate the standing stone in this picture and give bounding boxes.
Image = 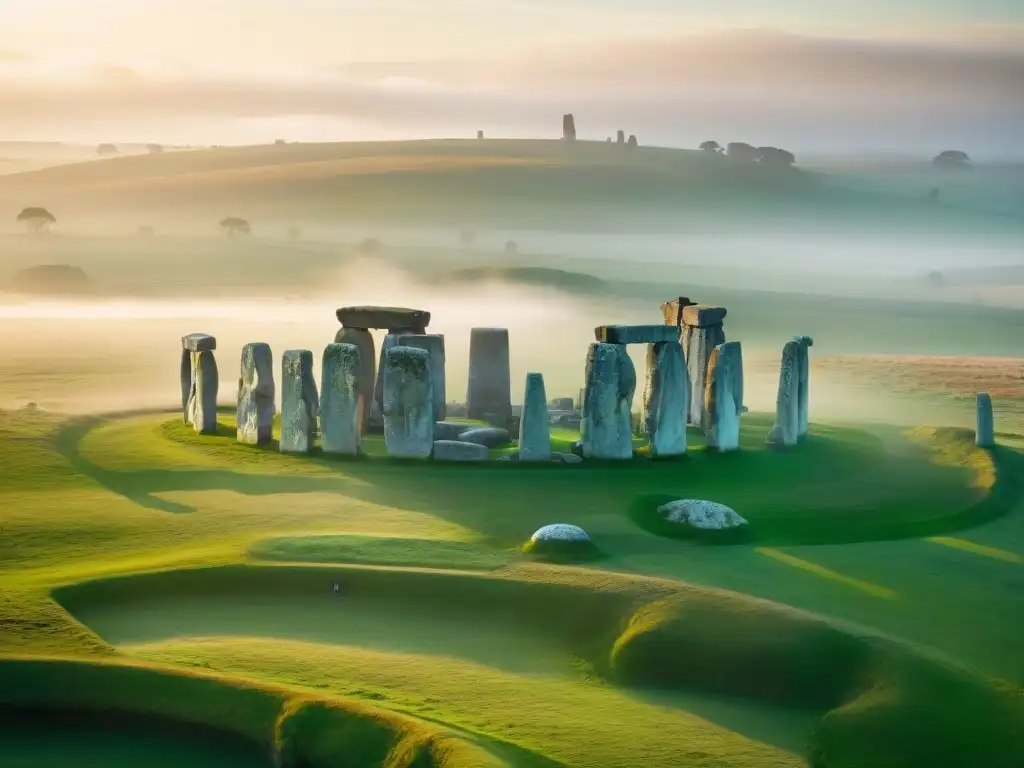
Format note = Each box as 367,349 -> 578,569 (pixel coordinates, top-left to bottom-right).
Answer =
976,393 -> 995,448
236,342 -> 275,445
767,341 -> 800,448
704,342 -> 743,452
181,333 -> 217,425
616,130 -> 625,144
680,305 -> 727,426
582,343 -> 635,460
396,333 -> 446,421
642,340 -> 689,457
627,134 -> 638,147
179,350 -> 192,415
320,343 -> 362,456
280,350 -> 318,454
188,351 -> 219,434
467,328 -> 511,425
383,346 -> 433,459
562,114 -> 576,142
795,335 -> 814,438
370,333 -> 399,428
334,327 -> 375,432
519,373 -> 551,461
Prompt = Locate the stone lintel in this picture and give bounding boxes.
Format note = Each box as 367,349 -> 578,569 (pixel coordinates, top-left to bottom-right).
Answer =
681,305 -> 727,328
182,333 -> 216,352
594,324 -> 681,345
336,306 -> 430,331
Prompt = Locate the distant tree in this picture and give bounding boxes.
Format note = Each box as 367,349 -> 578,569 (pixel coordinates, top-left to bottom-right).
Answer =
756,146 -> 797,168
562,113 -> 576,142
726,142 -> 759,162
287,225 -> 301,241
220,217 -> 251,237
477,130 -> 484,140
927,270 -> 945,287
138,225 -> 155,238
355,237 -> 383,257
274,139 -> 287,146
505,240 -> 518,255
627,134 -> 638,148
16,206 -> 56,234
699,140 -> 723,154
933,150 -> 971,170
605,137 -> 612,143
146,143 -> 163,154
97,143 -> 118,157
11,264 -> 91,295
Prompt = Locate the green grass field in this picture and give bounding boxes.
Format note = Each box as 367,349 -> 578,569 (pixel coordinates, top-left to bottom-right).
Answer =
2,400 -> 1023,768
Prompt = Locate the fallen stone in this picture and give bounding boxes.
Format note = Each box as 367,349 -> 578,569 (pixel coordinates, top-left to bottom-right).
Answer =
594,324 -> 680,345
769,340 -> 800,448
187,350 -> 219,434
333,327 -> 374,432
396,333 -> 446,421
682,305 -> 728,329
794,335 -> 814,439
531,524 -> 589,542
434,421 -> 475,441
581,343 -> 635,460
236,342 -> 275,445
336,306 -> 430,331
320,343 -> 362,455
382,345 -> 433,458
466,328 -> 511,425
182,332 -> 216,352
660,297 -> 697,327
432,440 -> 489,462
280,349 -> 318,454
976,392 -> 995,448
519,373 -> 551,461
459,427 -> 511,448
657,500 -> 748,530
703,341 -> 743,452
642,340 -> 689,457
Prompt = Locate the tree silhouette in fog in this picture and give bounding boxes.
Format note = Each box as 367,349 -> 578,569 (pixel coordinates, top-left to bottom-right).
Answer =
17,206 -> 56,234
220,217 -> 251,237
933,150 -> 971,170
700,141 -> 723,154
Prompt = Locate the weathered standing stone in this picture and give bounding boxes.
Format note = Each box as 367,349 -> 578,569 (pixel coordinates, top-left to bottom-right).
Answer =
383,346 -> 433,458
396,333 -> 446,421
320,343 -> 362,456
767,341 -> 800,448
795,335 -> 814,438
642,340 -> 689,457
681,305 -> 727,425
616,130 -> 625,144
280,350 -> 318,454
179,350 -> 192,415
333,327 -> 374,432
180,333 -> 216,422
582,343 -> 636,460
236,342 -> 275,445
519,373 -> 551,461
562,114 -> 576,142
703,341 -> 743,452
187,350 -> 219,434
976,393 -> 995,448
467,328 -> 511,425
370,333 -> 399,427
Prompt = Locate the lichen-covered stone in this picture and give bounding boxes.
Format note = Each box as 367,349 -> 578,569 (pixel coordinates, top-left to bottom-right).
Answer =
582,343 -> 635,460
531,524 -> 589,542
642,340 -> 689,457
703,341 -> 743,452
370,333 -> 399,428
518,373 -> 551,461
769,341 -> 800,448
657,500 -> 748,530
459,427 -> 511,448
396,333 -> 446,421
594,325 -> 680,345
383,346 -> 433,458
466,328 -> 511,425
320,343 -> 362,455
976,392 -> 995,448
236,342 -> 275,445
335,306 -> 430,331
795,335 -> 814,438
182,333 -> 216,352
280,349 -> 318,454
334,327 -> 374,432
432,440 -> 489,462
187,350 -> 219,434
683,319 -> 726,425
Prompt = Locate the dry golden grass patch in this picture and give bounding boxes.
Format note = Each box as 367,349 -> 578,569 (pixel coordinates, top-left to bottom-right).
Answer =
817,355 -> 1023,400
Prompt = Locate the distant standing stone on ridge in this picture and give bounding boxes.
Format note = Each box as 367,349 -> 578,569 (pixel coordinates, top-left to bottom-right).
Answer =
280,349 -> 319,454
320,343 -> 362,456
383,346 -> 434,458
795,335 -> 814,439
616,130 -> 625,144
396,333 -> 446,421
680,305 -> 727,426
704,341 -> 743,452
976,392 -> 995,448
563,113 -> 577,142
519,373 -> 552,461
643,340 -> 689,457
181,333 -> 218,435
236,342 -> 275,445
767,341 -> 800,449
333,327 -> 374,432
582,343 -> 635,460
627,134 -> 638,147
467,328 -> 511,426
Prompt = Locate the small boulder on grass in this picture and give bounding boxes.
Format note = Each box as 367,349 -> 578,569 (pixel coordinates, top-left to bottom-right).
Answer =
522,524 -> 602,562
658,500 -> 748,530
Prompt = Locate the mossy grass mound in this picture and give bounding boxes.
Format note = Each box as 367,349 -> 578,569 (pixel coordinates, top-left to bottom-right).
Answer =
520,536 -> 604,564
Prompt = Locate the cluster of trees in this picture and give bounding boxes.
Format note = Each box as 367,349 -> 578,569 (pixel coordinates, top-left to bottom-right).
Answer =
699,141 -> 796,167
933,150 -> 971,170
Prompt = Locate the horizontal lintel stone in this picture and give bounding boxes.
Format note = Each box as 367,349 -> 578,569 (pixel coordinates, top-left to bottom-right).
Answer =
336,305 -> 430,330
182,333 -> 216,352
594,324 -> 681,345
681,305 -> 728,328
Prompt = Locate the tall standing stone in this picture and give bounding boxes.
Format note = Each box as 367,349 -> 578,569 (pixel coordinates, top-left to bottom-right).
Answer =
396,333 -> 446,421
280,349 -> 318,454
795,335 -> 814,439
383,346 -> 433,459
181,333 -> 218,435
767,341 -> 800,448
562,114 -> 576,142
320,343 -> 362,456
616,130 -> 625,144
582,343 -> 635,460
642,340 -> 689,457
680,305 -> 727,426
467,328 -> 511,426
976,393 -> 995,448
519,373 -> 551,461
236,342 -> 275,445
334,327 -> 374,432
704,341 -> 743,452
370,333 -> 399,428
